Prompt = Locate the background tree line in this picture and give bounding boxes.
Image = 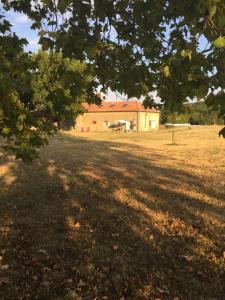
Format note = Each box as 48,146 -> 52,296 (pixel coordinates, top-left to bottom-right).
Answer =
161,101 -> 225,125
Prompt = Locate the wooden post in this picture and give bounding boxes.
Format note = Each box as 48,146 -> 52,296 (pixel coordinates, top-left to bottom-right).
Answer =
172,126 -> 176,144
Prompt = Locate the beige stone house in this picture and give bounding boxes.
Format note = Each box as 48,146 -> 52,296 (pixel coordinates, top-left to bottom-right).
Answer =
75,100 -> 160,132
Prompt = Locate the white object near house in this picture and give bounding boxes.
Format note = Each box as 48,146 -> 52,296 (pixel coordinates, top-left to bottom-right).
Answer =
116,120 -> 131,131
165,123 -> 191,128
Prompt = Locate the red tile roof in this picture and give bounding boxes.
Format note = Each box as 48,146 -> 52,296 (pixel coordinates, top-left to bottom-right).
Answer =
83,100 -> 159,113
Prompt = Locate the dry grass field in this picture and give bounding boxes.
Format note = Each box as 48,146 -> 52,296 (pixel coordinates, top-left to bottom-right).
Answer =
0,125 -> 225,299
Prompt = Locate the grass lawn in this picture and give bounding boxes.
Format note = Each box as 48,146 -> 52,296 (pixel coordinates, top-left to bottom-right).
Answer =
0,125 -> 225,299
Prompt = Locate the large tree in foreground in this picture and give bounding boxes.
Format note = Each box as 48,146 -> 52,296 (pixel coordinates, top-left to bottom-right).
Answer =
1,0 -> 225,159
0,18 -> 94,160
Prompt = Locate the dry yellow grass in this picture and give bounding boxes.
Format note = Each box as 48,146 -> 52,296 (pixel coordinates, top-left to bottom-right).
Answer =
0,125 -> 225,299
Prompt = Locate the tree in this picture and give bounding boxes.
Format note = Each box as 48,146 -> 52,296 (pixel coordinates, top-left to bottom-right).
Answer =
31,50 -> 95,128
161,101 -> 225,125
185,102 -> 223,125
0,13 -> 36,160
1,0 -> 225,160
0,29 -> 95,161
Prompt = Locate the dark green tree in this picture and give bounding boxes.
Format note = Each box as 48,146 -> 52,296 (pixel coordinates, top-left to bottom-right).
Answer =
31,50 -> 94,129
161,101 -> 224,125
0,16 -> 95,160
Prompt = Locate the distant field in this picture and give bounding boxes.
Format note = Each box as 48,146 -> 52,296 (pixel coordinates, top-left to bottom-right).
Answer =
0,126 -> 225,299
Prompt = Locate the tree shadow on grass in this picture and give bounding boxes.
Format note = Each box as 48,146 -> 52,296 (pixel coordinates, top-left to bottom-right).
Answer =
0,135 -> 224,300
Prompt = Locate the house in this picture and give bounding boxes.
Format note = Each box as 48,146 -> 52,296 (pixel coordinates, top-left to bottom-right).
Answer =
75,100 -> 160,132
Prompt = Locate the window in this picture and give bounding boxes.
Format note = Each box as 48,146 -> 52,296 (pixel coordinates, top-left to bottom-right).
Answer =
122,103 -> 128,108
92,121 -> 97,124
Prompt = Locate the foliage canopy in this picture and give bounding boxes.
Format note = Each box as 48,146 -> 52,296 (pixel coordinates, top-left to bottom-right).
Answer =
1,0 -> 225,159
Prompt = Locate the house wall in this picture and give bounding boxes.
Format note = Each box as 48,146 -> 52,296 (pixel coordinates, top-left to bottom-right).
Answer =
76,111 -> 138,131
75,111 -> 159,131
138,112 -> 160,131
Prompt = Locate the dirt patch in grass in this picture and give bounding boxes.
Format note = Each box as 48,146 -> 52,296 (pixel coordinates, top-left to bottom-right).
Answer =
0,126 -> 225,299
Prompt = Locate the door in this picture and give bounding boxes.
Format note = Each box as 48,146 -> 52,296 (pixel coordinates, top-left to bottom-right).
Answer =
149,119 -> 157,129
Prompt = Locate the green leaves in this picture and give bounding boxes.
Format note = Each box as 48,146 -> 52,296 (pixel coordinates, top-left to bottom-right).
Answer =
181,50 -> 192,61
58,0 -> 69,13
162,65 -> 170,78
196,85 -> 208,100
39,37 -> 54,50
2,128 -> 11,136
85,46 -> 97,60
0,46 -> 94,160
206,93 -> 224,108
219,127 -> 225,137
213,36 -> 225,48
209,5 -> 217,18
